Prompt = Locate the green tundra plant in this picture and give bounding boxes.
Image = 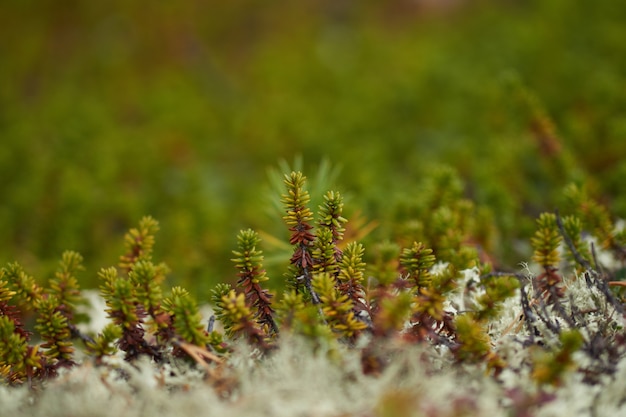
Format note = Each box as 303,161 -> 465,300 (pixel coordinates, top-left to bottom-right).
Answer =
0,169 -> 625,417
231,229 -> 278,336
390,166 -> 495,271
531,212 -> 565,304
312,272 -> 367,340
0,216 -> 227,387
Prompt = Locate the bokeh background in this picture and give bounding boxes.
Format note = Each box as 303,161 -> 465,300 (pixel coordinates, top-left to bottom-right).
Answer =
2,0 -> 625,297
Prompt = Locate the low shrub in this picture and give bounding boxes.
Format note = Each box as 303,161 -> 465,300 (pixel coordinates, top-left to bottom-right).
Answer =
1,171 -> 625,416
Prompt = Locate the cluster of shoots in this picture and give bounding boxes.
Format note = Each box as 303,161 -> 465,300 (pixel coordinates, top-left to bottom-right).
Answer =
1,172 -> 625,396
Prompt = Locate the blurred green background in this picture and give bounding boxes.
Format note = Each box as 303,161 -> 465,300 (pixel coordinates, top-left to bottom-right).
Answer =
2,0 -> 625,297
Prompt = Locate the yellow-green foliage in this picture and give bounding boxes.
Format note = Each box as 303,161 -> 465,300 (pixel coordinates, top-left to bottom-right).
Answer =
531,213 -> 562,268
275,290 -> 334,344
282,172 -> 314,232
2,3 -> 626,395
210,283 -> 236,335
216,290 -> 267,349
232,229 -> 270,286
163,287 -> 210,347
392,167 -> 485,271
531,329 -> 585,386
231,229 -> 277,335
2,2 -> 626,304
104,274 -> 139,331
0,316 -> 28,372
119,216 -> 160,272
34,296 -> 74,363
3,263 -> 42,308
312,228 -> 338,275
130,260 -> 168,323
473,275 -> 520,322
400,242 -> 436,289
86,323 -> 122,359
337,242 -> 367,311
369,241 -> 401,287
282,172 -> 316,296
413,286 -> 448,323
454,314 -> 492,364
217,290 -> 254,335
0,315 -> 42,384
1,167 -> 625,399
563,184 -> 616,250
338,242 -> 366,285
317,191 -> 347,247
312,273 -> 366,338
49,251 -> 84,319
0,271 -> 16,304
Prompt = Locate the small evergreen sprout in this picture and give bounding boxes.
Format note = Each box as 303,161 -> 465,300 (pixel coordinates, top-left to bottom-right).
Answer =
231,229 -> 278,336
129,260 -> 171,341
119,216 -> 160,273
4,262 -> 43,310
130,260 -> 167,317
412,282 -> 448,323
34,295 -> 74,366
49,251 -> 84,321
0,315 -> 42,385
532,213 -> 562,269
312,272 -> 367,339
282,171 -> 318,302
211,283 -> 236,336
0,269 -> 30,341
337,242 -> 367,312
0,270 -> 15,304
531,213 -> 565,303
163,287 -> 209,347
472,275 -> 520,322
563,183 -> 617,252
86,323 -> 122,360
400,242 -> 436,290
453,314 -> 490,361
99,267 -> 151,360
100,267 -> 139,330
453,314 -> 504,373
217,290 -> 270,351
430,205 -> 468,265
312,227 -> 339,276
275,290 -> 334,345
407,264 -> 457,342
317,190 -> 348,260
274,290 -> 306,330
207,283 -> 236,354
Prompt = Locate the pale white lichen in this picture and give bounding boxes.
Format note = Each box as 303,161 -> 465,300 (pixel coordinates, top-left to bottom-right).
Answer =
0,331 -> 624,417
2,263 -> 625,417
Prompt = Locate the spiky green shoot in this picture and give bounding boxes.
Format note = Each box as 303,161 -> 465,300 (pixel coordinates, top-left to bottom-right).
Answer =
163,287 -> 209,347
531,213 -> 562,269
400,242 -> 436,290
312,273 -> 367,339
119,216 -> 160,272
282,171 -> 318,302
232,229 -> 277,335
